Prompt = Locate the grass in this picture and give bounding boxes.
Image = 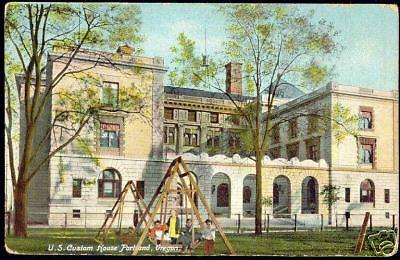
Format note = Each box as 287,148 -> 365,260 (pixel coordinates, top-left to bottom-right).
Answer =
5,228 -> 380,256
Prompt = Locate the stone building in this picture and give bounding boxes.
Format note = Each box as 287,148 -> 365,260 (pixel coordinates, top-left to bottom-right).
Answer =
12,46 -> 398,228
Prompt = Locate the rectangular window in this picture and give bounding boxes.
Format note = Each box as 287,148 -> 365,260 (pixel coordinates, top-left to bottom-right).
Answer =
229,132 -> 240,148
73,209 -> 81,218
384,189 -> 390,203
359,107 -> 373,130
163,126 -> 175,145
72,179 -> 82,198
207,129 -> 221,147
184,129 -> 199,146
106,210 -> 113,218
386,212 -> 390,219
289,119 -> 297,138
164,108 -> 174,120
359,138 -> 376,164
102,82 -> 119,107
188,110 -> 197,122
345,188 -> 350,202
210,112 -> 219,124
100,123 -> 120,148
306,137 -> 320,161
271,126 -> 280,144
286,142 -> 299,159
268,147 -> 281,160
136,181 -> 145,199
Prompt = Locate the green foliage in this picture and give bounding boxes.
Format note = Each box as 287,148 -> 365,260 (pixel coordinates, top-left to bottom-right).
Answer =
169,33 -> 221,88
262,196 -> 272,207
323,103 -> 360,144
76,138 -> 101,168
320,184 -> 341,209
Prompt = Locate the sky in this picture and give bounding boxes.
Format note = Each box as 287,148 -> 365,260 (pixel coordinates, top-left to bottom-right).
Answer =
136,3 -> 398,91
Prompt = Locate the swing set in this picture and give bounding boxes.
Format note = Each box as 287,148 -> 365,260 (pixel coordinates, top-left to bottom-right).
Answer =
132,156 -> 236,255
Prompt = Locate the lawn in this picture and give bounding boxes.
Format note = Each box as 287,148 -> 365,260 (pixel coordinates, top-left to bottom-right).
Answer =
5,228 -> 381,256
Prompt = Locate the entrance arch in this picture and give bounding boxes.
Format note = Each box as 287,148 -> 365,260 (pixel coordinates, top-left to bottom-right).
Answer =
211,172 -> 230,217
301,176 -> 319,214
273,175 -> 291,218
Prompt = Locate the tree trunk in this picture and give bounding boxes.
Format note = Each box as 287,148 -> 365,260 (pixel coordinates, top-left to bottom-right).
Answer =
255,149 -> 263,235
14,181 -> 28,237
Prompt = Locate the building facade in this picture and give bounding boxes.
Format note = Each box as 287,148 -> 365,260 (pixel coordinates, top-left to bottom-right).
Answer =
13,46 -> 398,228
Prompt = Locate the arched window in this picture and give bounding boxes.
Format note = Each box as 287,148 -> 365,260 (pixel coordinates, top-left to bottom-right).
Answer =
98,169 -> 121,198
360,179 -> 375,205
243,186 -> 251,203
217,183 -> 229,207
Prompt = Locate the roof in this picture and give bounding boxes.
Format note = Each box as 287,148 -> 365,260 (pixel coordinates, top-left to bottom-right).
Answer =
164,86 -> 255,102
262,80 -> 305,99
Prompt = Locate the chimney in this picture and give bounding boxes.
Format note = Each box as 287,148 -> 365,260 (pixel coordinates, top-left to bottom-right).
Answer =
116,44 -> 134,57
225,62 -> 242,95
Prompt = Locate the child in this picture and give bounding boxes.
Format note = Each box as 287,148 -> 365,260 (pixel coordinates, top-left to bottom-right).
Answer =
166,209 -> 180,244
149,220 -> 168,245
179,218 -> 201,253
201,219 -> 215,255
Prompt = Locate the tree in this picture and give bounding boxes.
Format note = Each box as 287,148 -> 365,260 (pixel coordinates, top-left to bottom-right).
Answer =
5,3 -> 145,237
320,184 -> 341,224
169,4 -> 348,235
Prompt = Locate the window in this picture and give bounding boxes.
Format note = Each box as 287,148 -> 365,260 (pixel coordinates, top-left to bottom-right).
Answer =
359,138 -> 376,164
359,108 -> 373,129
217,183 -> 229,207
345,188 -> 350,202
184,129 -> 198,146
206,129 -> 220,147
136,181 -> 145,199
286,142 -> 299,159
72,179 -> 82,198
289,119 -> 297,138
100,123 -> 120,148
73,209 -> 81,218
164,108 -> 174,120
384,189 -> 390,203
188,110 -> 197,122
306,137 -> 321,161
163,126 -> 175,145
102,82 -> 119,107
98,169 -> 121,198
243,186 -> 251,203
386,212 -> 390,219
210,113 -> 219,124
360,179 -> 375,205
271,126 -> 280,144
229,132 -> 240,148
106,210 -> 113,218
268,147 -> 281,160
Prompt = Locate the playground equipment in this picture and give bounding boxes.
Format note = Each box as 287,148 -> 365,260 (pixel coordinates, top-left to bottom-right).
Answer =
96,180 -> 148,243
132,156 -> 236,255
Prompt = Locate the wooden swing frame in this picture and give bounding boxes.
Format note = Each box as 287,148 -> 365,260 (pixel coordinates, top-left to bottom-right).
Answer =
132,157 -> 236,255
96,180 -> 148,243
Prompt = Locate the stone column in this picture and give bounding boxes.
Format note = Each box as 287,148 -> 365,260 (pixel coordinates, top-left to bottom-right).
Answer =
200,126 -> 208,154
151,70 -> 165,160
221,127 -> 229,154
177,123 -> 184,154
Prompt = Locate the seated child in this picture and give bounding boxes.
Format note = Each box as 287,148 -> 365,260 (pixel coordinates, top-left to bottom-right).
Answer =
149,220 -> 168,245
178,218 -> 202,252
